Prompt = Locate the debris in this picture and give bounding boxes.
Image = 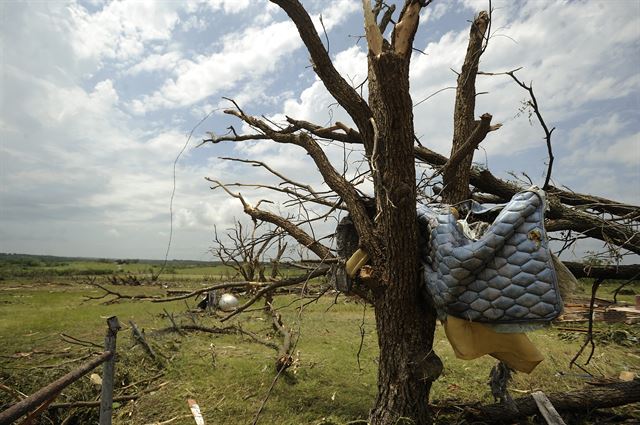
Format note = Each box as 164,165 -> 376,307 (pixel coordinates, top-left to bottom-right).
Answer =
218,293 -> 239,312
187,399 -> 205,425
531,391 -> 567,425
89,373 -> 102,387
619,371 -> 635,382
130,320 -> 164,367
555,297 -> 640,324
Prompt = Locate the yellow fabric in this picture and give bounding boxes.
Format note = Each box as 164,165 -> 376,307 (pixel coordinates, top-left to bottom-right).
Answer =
345,249 -> 370,278
443,316 -> 544,373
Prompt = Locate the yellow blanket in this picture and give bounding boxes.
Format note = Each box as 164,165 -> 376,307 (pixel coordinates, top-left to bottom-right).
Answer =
443,316 -> 544,373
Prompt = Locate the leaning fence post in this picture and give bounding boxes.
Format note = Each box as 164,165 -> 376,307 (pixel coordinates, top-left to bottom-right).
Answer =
99,316 -> 120,425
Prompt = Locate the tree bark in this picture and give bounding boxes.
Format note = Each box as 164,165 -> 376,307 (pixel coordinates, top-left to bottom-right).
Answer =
562,261 -> 640,280
366,20 -> 441,425
466,380 -> 640,423
442,11 -> 490,204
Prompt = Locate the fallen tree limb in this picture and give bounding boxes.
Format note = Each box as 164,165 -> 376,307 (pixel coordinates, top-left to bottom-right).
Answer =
47,383 -> 166,410
266,297 -> 293,373
562,262 -> 640,280
465,380 -> 640,423
86,270 -> 328,305
155,324 -> 279,351
0,352 -> 112,424
220,267 -> 329,322
547,186 -> 640,217
129,321 -> 163,366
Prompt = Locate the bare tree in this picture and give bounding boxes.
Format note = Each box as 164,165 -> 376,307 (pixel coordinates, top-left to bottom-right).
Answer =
211,220 -> 287,283
202,1 -> 639,424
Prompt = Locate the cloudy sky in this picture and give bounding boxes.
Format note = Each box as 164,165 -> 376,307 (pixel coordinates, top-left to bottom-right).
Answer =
1,0 -> 638,261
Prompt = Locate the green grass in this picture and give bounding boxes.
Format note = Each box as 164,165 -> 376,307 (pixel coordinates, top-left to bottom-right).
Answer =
0,261 -> 638,424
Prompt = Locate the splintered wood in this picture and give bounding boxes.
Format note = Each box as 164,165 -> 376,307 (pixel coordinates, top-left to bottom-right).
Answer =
556,297 -> 640,324
188,399 -> 205,425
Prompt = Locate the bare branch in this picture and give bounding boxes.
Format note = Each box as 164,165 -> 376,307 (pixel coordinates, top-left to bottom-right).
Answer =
285,116 -> 362,144
213,110 -> 377,254
269,0 -> 374,152
569,278 -> 602,367
218,157 -> 321,198
212,180 -> 335,259
220,266 -> 328,322
441,113 -> 495,180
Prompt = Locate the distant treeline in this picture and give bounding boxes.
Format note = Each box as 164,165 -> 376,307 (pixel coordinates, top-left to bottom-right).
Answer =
0,253 -> 223,267
0,253 -> 227,279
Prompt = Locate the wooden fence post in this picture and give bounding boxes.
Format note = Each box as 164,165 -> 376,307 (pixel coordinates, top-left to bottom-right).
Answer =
99,316 -> 121,425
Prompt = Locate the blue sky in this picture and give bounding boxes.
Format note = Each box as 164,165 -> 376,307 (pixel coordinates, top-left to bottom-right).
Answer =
1,0 -> 639,261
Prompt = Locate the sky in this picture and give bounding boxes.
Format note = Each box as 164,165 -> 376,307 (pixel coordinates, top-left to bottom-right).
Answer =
1,0 -> 639,262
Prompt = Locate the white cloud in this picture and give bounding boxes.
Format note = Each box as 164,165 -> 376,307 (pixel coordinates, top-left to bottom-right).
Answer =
129,20 -> 300,114
68,0 -> 181,64
563,114 -> 640,171
126,51 -> 183,75
129,0 -> 360,114
201,0 -> 251,14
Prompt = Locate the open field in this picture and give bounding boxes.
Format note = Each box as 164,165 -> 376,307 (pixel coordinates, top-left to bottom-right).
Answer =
0,256 -> 639,424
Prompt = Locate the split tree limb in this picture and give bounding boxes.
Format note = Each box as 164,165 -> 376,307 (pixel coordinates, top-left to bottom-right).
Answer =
363,0 -> 384,55
265,299 -> 293,373
129,321 -> 162,366
442,10 -> 490,204
391,0 -> 426,57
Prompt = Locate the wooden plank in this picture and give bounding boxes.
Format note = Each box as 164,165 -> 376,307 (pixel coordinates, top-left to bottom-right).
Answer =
532,391 -> 567,425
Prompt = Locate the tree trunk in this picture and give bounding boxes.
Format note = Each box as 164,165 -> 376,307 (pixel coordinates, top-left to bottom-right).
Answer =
367,49 -> 442,425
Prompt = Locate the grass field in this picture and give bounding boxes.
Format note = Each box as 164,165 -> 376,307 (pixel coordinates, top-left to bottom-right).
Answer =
0,256 -> 638,424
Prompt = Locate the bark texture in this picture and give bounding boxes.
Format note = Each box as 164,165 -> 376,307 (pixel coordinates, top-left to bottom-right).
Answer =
467,380 -> 640,423
442,11 -> 490,204
367,50 -> 441,425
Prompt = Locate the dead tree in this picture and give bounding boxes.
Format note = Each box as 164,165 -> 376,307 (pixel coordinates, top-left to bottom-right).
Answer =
211,220 -> 287,283
202,2 -> 639,424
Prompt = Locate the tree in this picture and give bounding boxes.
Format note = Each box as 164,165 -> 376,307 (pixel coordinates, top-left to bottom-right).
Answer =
203,1 -> 640,424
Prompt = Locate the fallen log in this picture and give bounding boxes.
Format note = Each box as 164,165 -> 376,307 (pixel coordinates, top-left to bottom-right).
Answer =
562,262 -> 640,280
465,380 -> 640,423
